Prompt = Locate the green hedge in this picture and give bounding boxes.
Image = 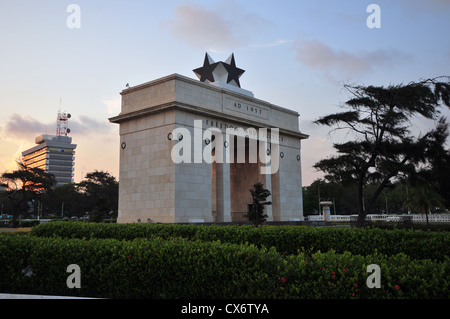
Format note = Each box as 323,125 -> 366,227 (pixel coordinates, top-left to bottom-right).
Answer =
20,220 -> 41,228
0,233 -> 448,299
31,222 -> 450,261
369,221 -> 450,232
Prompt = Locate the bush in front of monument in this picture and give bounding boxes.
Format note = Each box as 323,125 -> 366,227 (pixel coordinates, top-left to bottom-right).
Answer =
1,222 -> 449,298
31,221 -> 450,261
0,234 -> 286,298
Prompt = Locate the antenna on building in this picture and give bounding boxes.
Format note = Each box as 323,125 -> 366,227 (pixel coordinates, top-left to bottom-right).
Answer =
56,110 -> 72,136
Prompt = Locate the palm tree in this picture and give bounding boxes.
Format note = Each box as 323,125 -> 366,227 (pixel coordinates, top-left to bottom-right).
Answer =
403,186 -> 444,225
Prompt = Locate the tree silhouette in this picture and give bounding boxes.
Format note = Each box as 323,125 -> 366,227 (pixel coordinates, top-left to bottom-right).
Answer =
246,182 -> 271,226
403,186 -> 444,225
404,169 -> 446,225
76,170 -> 118,222
0,161 -> 56,221
314,77 -> 450,227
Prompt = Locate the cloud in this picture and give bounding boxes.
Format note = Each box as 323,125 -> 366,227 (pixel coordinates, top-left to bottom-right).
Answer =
0,114 -> 112,142
0,114 -> 52,141
163,3 -> 240,52
69,115 -> 112,135
102,96 -> 121,115
251,39 -> 292,49
163,2 -> 271,52
0,144 -> 25,172
299,119 -> 336,186
293,39 -> 411,81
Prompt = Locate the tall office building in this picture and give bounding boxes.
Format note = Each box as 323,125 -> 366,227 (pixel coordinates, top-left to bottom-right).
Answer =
21,111 -> 76,186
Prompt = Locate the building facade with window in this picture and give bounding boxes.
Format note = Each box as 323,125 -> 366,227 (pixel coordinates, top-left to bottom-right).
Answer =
22,134 -> 77,186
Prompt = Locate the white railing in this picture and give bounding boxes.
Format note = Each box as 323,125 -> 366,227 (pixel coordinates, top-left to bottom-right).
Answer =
306,214 -> 450,222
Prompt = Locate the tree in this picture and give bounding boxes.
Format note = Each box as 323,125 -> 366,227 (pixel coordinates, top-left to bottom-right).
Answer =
404,166 -> 446,225
0,161 -> 56,221
246,182 -> 272,226
44,183 -> 85,218
303,179 -> 339,216
425,128 -> 450,208
314,77 -> 450,227
76,170 -> 118,222
403,184 -> 444,225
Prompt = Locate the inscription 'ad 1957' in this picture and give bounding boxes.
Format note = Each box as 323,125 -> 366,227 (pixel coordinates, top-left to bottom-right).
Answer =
225,98 -> 269,120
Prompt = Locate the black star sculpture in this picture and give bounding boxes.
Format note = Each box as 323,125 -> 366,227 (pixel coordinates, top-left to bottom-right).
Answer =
223,53 -> 245,88
193,53 -> 218,83
193,52 -> 246,88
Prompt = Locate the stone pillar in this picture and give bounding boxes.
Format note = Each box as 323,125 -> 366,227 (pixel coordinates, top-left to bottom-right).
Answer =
216,160 -> 232,222
258,140 -> 273,222
276,141 -> 303,221
320,201 -> 333,222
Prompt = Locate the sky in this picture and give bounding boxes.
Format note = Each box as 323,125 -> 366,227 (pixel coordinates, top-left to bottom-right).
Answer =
0,0 -> 449,186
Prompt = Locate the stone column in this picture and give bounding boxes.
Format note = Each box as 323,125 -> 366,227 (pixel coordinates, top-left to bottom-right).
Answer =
259,141 -> 273,222
216,159 -> 231,222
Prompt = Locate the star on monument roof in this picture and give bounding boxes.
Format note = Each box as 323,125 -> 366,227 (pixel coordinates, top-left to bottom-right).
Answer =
193,53 -> 218,83
193,52 -> 246,88
223,53 -> 245,88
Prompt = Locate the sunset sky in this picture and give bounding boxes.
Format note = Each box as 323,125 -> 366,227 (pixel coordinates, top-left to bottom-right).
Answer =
1,0 -> 449,186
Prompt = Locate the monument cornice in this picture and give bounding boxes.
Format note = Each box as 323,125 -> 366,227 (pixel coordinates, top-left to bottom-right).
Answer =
109,100 -> 309,140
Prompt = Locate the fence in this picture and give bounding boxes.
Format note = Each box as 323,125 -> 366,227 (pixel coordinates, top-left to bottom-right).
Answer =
306,214 -> 450,223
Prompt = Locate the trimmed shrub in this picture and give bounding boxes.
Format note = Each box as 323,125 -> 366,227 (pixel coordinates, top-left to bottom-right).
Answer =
0,234 -> 283,298
31,222 -> 450,261
282,250 -> 450,299
20,220 -> 41,228
0,233 -> 448,299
